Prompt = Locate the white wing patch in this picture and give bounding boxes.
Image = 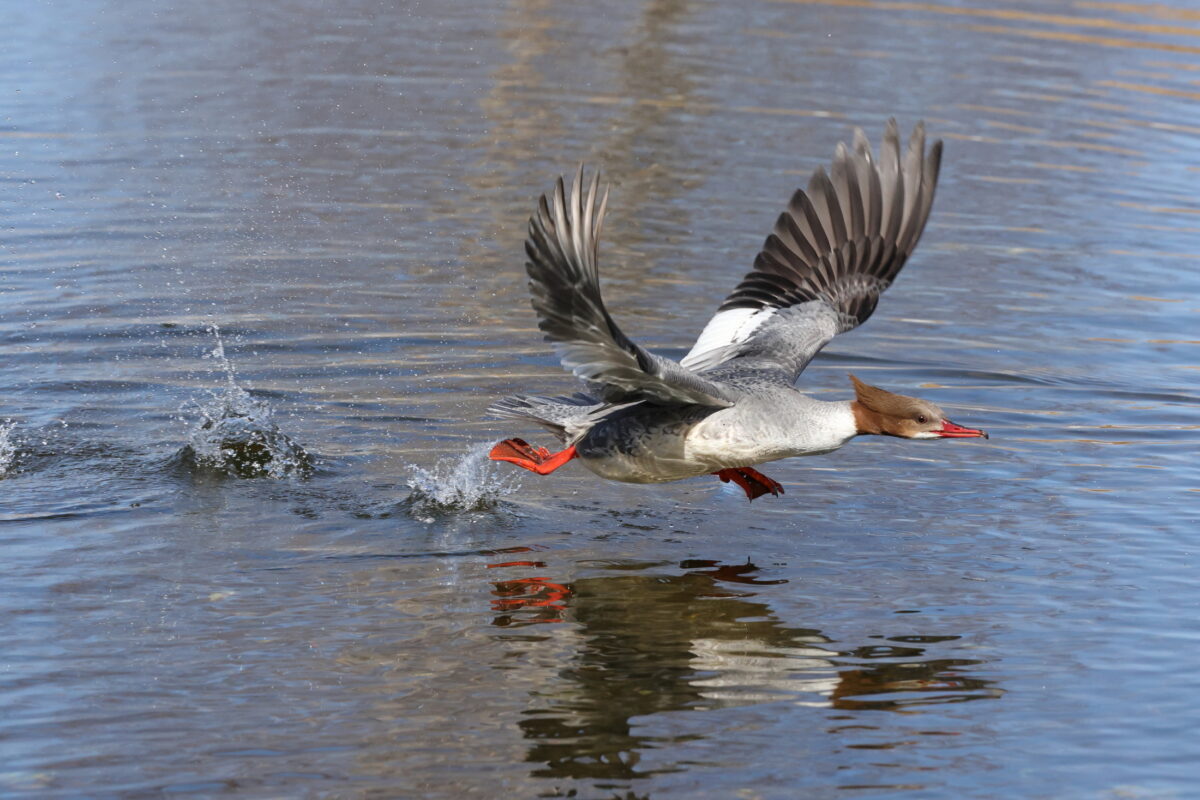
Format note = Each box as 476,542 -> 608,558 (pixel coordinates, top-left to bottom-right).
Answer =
681,307 -> 776,369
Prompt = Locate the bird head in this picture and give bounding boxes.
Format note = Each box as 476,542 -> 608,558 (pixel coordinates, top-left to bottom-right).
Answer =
849,374 -> 987,440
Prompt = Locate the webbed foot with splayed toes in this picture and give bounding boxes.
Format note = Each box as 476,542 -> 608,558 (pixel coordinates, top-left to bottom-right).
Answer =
713,467 -> 785,501
489,438 -> 578,475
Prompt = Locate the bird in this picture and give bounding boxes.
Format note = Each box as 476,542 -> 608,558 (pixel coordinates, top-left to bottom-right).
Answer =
487,120 -> 987,501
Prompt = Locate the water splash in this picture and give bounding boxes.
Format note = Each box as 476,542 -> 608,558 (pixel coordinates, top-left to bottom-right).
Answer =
0,421 -> 16,477
203,320 -> 240,394
180,325 -> 313,478
404,443 -> 519,518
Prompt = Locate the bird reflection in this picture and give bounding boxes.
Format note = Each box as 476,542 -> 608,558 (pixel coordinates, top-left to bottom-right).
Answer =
487,558 -> 1000,783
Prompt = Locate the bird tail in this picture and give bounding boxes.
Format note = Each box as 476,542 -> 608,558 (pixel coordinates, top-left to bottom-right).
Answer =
488,392 -> 617,444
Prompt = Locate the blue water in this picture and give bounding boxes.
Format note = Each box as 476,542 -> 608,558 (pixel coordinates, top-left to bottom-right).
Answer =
2,0 -> 1199,797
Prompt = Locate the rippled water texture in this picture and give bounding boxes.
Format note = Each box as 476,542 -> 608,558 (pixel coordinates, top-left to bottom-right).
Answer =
3,1 -> 1199,797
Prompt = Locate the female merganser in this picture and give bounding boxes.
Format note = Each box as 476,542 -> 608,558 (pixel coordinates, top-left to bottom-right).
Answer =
488,121 -> 987,501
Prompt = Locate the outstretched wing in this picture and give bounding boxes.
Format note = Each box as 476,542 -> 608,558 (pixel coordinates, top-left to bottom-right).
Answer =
524,166 -> 735,407
681,120 -> 942,383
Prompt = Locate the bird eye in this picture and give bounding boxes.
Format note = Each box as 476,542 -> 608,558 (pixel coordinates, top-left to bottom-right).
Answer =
916,414 -> 928,424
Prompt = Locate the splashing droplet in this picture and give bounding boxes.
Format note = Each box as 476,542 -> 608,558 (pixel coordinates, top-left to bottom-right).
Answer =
0,420 -> 16,477
404,443 -> 519,516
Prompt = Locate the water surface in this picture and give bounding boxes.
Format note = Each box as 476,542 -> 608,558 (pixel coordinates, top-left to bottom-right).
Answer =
2,0 -> 1199,797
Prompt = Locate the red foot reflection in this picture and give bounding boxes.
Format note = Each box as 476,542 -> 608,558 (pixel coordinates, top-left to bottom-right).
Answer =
488,559 -> 572,626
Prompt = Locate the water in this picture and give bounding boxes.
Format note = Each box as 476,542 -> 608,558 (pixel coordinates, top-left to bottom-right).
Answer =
2,0 -> 1199,796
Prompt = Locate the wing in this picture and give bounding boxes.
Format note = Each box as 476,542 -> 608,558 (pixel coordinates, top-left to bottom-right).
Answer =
524,166 -> 735,407
681,120 -> 942,383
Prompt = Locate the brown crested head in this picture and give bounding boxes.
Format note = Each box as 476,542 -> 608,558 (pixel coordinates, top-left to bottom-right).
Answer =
849,374 -> 988,440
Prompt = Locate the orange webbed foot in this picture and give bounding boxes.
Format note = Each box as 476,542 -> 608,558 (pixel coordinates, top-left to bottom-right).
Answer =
489,438 -> 545,468
713,467 -> 785,501
489,438 -> 578,476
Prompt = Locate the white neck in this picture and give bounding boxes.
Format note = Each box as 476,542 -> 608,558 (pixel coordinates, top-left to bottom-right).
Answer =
784,399 -> 858,456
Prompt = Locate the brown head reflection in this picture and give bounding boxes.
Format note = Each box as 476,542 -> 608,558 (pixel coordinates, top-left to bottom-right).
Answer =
831,636 -> 1000,712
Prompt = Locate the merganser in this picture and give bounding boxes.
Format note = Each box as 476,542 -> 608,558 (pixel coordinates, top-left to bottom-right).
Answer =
488,120 -> 987,501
